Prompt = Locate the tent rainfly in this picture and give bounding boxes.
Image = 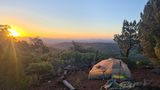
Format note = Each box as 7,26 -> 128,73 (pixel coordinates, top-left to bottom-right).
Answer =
88,58 -> 131,80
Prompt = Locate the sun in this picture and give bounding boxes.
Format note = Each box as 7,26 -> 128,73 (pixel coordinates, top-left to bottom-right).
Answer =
8,29 -> 20,37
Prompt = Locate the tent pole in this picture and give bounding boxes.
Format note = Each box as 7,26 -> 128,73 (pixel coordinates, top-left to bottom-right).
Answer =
119,61 -> 121,81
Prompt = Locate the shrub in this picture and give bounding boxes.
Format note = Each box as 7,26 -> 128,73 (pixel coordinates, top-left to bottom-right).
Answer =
135,60 -> 151,66
60,51 -> 96,69
27,62 -> 54,85
27,62 -> 53,75
117,57 -> 137,69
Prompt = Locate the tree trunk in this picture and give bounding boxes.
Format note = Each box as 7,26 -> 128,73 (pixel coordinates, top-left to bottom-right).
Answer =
126,47 -> 131,57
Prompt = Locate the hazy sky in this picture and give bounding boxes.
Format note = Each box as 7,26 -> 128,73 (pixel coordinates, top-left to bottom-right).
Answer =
0,0 -> 147,39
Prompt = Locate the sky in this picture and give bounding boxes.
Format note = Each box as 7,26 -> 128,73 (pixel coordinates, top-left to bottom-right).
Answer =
0,0 -> 148,39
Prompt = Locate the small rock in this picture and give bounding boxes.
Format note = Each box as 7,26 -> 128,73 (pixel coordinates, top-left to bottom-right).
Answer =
48,80 -> 52,83
151,69 -> 160,75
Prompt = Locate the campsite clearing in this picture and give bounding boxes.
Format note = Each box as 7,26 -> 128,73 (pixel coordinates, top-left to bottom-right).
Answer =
30,69 -> 160,90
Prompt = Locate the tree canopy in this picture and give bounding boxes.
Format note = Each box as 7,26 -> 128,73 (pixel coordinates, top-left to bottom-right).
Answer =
139,0 -> 160,64
114,20 -> 139,57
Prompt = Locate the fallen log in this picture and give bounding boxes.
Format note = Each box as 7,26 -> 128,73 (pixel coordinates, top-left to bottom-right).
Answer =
62,80 -> 76,90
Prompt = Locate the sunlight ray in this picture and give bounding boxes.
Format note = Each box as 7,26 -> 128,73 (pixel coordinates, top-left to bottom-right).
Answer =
10,38 -> 19,78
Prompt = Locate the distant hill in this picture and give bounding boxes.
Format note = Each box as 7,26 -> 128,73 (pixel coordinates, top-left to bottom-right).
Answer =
16,37 -> 114,44
42,38 -> 114,44
47,42 -> 121,57
16,37 -> 120,56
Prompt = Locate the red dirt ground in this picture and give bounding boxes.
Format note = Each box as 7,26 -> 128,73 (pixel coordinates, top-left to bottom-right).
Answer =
30,69 -> 160,90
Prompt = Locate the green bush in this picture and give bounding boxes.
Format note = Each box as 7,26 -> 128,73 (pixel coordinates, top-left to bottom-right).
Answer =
27,62 -> 53,75
117,56 -> 152,69
117,57 -> 137,69
135,60 -> 151,66
60,51 -> 96,69
96,52 -> 110,61
27,62 -> 54,85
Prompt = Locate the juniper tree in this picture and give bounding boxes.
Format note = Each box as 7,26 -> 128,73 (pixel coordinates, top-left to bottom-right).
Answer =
114,20 -> 139,57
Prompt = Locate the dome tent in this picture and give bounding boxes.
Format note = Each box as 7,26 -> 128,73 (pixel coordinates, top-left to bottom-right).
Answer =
88,58 -> 131,80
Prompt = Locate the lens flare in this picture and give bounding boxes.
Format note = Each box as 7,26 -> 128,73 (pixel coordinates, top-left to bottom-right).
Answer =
8,29 -> 20,37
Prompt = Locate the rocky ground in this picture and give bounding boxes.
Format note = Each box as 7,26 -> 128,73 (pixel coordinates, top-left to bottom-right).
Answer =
30,69 -> 160,90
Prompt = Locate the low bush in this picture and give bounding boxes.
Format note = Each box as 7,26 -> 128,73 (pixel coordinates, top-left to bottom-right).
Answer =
60,51 -> 96,69
117,57 -> 137,69
27,62 -> 53,75
27,62 -> 54,85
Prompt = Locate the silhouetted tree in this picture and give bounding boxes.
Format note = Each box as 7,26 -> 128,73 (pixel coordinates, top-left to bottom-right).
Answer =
30,37 -> 49,53
70,41 -> 96,53
114,20 -> 139,57
0,25 -> 28,90
139,0 -> 160,63
70,41 -> 85,53
30,37 -> 44,48
0,25 -> 10,54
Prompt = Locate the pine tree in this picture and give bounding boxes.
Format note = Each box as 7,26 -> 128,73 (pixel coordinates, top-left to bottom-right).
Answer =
139,0 -> 160,63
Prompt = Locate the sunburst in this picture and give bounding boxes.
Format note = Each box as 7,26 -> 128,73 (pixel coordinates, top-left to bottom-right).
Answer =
8,29 -> 20,37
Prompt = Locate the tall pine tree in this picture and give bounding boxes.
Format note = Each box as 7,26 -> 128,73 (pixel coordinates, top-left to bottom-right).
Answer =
139,0 -> 160,64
